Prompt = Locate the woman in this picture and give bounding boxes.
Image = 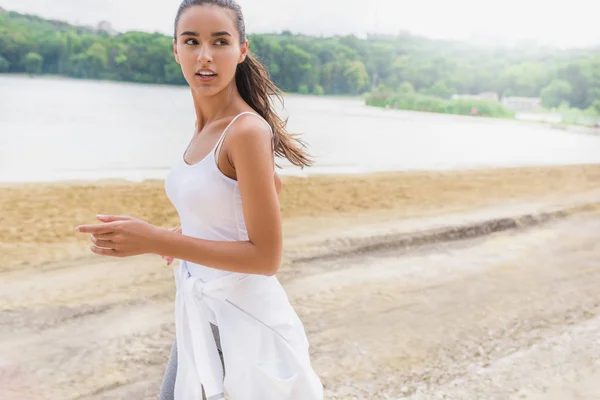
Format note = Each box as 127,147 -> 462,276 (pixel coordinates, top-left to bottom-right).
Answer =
75,0 -> 323,399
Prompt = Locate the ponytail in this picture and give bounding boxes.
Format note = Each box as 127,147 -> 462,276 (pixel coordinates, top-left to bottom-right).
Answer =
235,53 -> 313,168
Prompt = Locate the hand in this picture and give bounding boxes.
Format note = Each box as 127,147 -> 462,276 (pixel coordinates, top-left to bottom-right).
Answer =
162,226 -> 182,266
75,214 -> 162,258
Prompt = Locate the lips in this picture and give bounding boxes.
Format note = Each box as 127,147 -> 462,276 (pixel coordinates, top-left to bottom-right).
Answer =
195,70 -> 217,77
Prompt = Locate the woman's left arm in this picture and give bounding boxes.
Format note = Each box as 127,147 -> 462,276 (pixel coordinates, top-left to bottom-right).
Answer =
77,117 -> 282,276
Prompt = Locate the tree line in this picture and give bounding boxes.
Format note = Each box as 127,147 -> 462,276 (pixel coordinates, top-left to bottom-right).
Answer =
1,10 -> 599,112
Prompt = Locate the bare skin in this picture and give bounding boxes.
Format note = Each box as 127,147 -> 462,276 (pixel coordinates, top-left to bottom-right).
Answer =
161,175 -> 282,266
75,5 -> 284,276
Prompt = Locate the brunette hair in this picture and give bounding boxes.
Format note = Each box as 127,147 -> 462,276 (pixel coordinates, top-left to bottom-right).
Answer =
174,0 -> 313,167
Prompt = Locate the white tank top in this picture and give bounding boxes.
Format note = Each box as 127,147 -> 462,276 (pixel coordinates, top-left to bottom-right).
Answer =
164,112 -> 274,282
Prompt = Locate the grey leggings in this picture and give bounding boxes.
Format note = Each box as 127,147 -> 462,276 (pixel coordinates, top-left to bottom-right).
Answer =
159,323 -> 224,400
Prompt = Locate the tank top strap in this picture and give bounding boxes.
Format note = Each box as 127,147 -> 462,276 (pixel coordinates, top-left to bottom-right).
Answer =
214,112 -> 275,173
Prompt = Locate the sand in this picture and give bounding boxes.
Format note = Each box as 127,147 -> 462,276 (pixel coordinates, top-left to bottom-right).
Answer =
1,164 -> 600,271
1,164 -> 600,399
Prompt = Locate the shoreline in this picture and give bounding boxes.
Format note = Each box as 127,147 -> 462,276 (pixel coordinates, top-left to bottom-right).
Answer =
1,163 -> 600,272
367,100 -> 600,133
3,73 -> 598,133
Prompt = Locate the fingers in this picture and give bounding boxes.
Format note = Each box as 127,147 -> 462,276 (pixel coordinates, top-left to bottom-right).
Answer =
161,255 -> 175,266
93,232 -> 115,240
96,214 -> 134,222
89,244 -> 118,257
90,235 -> 114,249
77,216 -> 132,257
76,223 -> 117,234
76,215 -> 131,233
161,248 -> 175,264
163,227 -> 180,265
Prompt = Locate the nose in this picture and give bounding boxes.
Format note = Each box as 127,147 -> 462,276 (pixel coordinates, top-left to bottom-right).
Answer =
197,45 -> 213,64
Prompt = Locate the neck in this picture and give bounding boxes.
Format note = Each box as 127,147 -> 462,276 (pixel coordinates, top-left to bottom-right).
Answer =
191,82 -> 242,133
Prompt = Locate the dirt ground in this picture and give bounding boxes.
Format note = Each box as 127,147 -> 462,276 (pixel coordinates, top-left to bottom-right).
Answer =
1,163 -> 600,271
1,164 -> 600,399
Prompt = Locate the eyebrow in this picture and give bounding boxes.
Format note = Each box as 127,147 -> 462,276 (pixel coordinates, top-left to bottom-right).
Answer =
179,31 -> 232,37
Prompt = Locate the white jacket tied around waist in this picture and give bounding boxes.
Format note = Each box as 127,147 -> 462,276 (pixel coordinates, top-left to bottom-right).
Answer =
174,260 -> 324,400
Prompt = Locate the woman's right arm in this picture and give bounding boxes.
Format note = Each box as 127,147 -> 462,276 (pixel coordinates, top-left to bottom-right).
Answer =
163,173 -> 282,265
274,171 -> 283,195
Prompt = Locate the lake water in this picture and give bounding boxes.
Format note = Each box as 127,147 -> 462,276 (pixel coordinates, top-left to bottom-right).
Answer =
1,75 -> 600,183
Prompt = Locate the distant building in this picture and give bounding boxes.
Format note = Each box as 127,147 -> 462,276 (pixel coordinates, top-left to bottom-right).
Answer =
452,92 -> 499,102
477,92 -> 500,102
501,96 -> 542,111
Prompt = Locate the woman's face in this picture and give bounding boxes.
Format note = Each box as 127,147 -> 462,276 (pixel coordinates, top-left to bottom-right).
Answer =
173,5 -> 248,96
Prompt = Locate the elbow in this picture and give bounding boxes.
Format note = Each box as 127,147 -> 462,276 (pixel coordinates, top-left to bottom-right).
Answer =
263,259 -> 281,277
261,253 -> 282,277
264,268 -> 278,277
252,240 -> 282,276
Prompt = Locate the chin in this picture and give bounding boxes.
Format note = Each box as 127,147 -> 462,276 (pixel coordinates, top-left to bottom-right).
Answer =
191,84 -> 223,97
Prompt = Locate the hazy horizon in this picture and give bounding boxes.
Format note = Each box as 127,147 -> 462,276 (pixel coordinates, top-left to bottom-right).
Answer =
1,0 -> 599,49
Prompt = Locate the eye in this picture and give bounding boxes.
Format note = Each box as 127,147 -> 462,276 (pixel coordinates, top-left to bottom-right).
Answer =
215,39 -> 229,46
184,38 -> 198,45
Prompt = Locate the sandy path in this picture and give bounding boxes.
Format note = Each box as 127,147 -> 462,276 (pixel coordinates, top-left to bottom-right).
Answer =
2,200 -> 600,399
293,211 -> 600,399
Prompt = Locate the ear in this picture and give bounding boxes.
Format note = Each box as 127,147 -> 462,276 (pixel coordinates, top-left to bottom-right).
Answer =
238,40 -> 249,64
173,39 -> 180,64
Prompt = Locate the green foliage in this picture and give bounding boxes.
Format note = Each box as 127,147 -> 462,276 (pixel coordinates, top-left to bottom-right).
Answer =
541,79 -> 572,108
449,99 -> 513,118
313,84 -> 324,95
0,55 -> 9,72
298,84 -> 309,94
365,92 -> 514,118
0,9 -> 599,112
549,102 -> 600,126
419,80 -> 456,99
343,60 -> 370,94
397,82 -> 415,94
498,62 -> 549,97
278,44 -> 312,92
23,52 -> 43,75
557,60 -> 594,109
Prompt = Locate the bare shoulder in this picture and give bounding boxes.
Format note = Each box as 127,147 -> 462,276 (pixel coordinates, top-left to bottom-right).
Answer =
225,113 -> 273,165
227,113 -> 272,145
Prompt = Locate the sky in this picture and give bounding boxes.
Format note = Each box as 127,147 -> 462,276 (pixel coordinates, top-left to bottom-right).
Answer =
1,0 -> 598,48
